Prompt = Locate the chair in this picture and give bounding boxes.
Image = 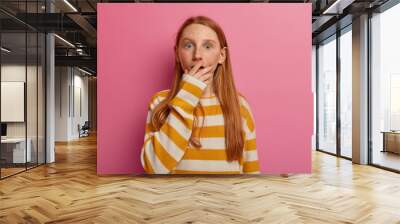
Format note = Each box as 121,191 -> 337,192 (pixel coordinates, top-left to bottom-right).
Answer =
78,121 -> 90,138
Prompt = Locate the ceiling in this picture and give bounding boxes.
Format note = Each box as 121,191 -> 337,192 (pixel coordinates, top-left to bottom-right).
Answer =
0,0 -> 394,75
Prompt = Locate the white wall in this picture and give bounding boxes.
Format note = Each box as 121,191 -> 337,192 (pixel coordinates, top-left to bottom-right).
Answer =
46,33 -> 55,163
55,66 -> 89,141
72,73 -> 89,138
1,65 -> 26,132
1,65 -> 42,137
55,66 -> 69,141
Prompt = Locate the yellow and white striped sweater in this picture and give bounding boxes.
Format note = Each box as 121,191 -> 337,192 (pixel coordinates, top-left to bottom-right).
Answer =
140,74 -> 260,174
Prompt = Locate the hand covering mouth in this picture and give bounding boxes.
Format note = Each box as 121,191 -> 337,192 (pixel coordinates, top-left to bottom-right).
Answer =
190,65 -> 206,69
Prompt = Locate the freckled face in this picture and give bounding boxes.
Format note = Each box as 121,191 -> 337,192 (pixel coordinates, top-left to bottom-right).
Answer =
177,23 -> 226,75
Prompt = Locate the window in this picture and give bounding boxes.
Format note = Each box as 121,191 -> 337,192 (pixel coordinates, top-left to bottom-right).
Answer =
339,27 -> 352,158
317,35 -> 337,154
371,2 -> 400,171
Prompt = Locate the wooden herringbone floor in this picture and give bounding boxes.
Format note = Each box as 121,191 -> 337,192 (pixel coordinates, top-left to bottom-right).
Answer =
1,133 -> 400,224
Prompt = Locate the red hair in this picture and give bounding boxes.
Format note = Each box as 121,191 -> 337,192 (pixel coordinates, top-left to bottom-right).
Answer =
150,16 -> 244,161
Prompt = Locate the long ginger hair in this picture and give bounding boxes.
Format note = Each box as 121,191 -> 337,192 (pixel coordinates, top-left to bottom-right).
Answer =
150,16 -> 245,162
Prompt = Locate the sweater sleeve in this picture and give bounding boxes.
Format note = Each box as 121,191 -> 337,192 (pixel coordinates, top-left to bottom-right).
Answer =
140,74 -> 207,174
240,97 -> 261,174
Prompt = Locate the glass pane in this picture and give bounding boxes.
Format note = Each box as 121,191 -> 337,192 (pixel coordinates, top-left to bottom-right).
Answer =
38,32 -> 45,165
371,4 -> 400,171
318,36 -> 337,154
312,45 -> 317,151
0,1 -> 46,179
340,28 -> 352,158
27,0 -> 39,170
1,31 -> 27,178
27,31 -> 38,169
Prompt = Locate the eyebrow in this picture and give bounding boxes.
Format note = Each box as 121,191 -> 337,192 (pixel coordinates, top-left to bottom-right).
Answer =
181,38 -> 217,44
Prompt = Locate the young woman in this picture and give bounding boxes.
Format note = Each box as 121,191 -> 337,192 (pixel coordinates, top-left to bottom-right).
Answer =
140,16 -> 260,174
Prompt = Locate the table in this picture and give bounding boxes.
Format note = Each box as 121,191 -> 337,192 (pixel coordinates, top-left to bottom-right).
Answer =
1,138 -> 32,164
381,131 -> 400,154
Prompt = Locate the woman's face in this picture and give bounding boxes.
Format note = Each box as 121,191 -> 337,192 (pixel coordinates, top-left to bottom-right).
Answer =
177,23 -> 226,76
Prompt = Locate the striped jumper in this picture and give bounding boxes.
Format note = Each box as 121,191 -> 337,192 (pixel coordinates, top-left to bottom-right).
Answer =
140,74 -> 260,174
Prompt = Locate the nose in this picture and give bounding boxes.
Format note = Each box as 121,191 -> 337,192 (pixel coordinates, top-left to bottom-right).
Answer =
193,47 -> 203,62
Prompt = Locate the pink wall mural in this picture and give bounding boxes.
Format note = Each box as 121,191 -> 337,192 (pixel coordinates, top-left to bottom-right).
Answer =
97,3 -> 313,174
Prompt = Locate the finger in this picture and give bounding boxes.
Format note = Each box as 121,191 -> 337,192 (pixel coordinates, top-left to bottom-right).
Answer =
203,76 -> 213,85
189,61 -> 204,75
194,66 -> 213,78
198,72 -> 213,82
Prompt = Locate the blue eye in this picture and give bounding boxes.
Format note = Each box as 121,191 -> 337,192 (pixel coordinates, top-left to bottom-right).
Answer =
184,43 -> 193,49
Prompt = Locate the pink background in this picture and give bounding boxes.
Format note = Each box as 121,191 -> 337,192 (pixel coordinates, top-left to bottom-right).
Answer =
97,3 -> 312,174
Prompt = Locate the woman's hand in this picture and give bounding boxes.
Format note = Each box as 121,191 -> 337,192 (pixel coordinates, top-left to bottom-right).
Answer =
184,61 -> 214,86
